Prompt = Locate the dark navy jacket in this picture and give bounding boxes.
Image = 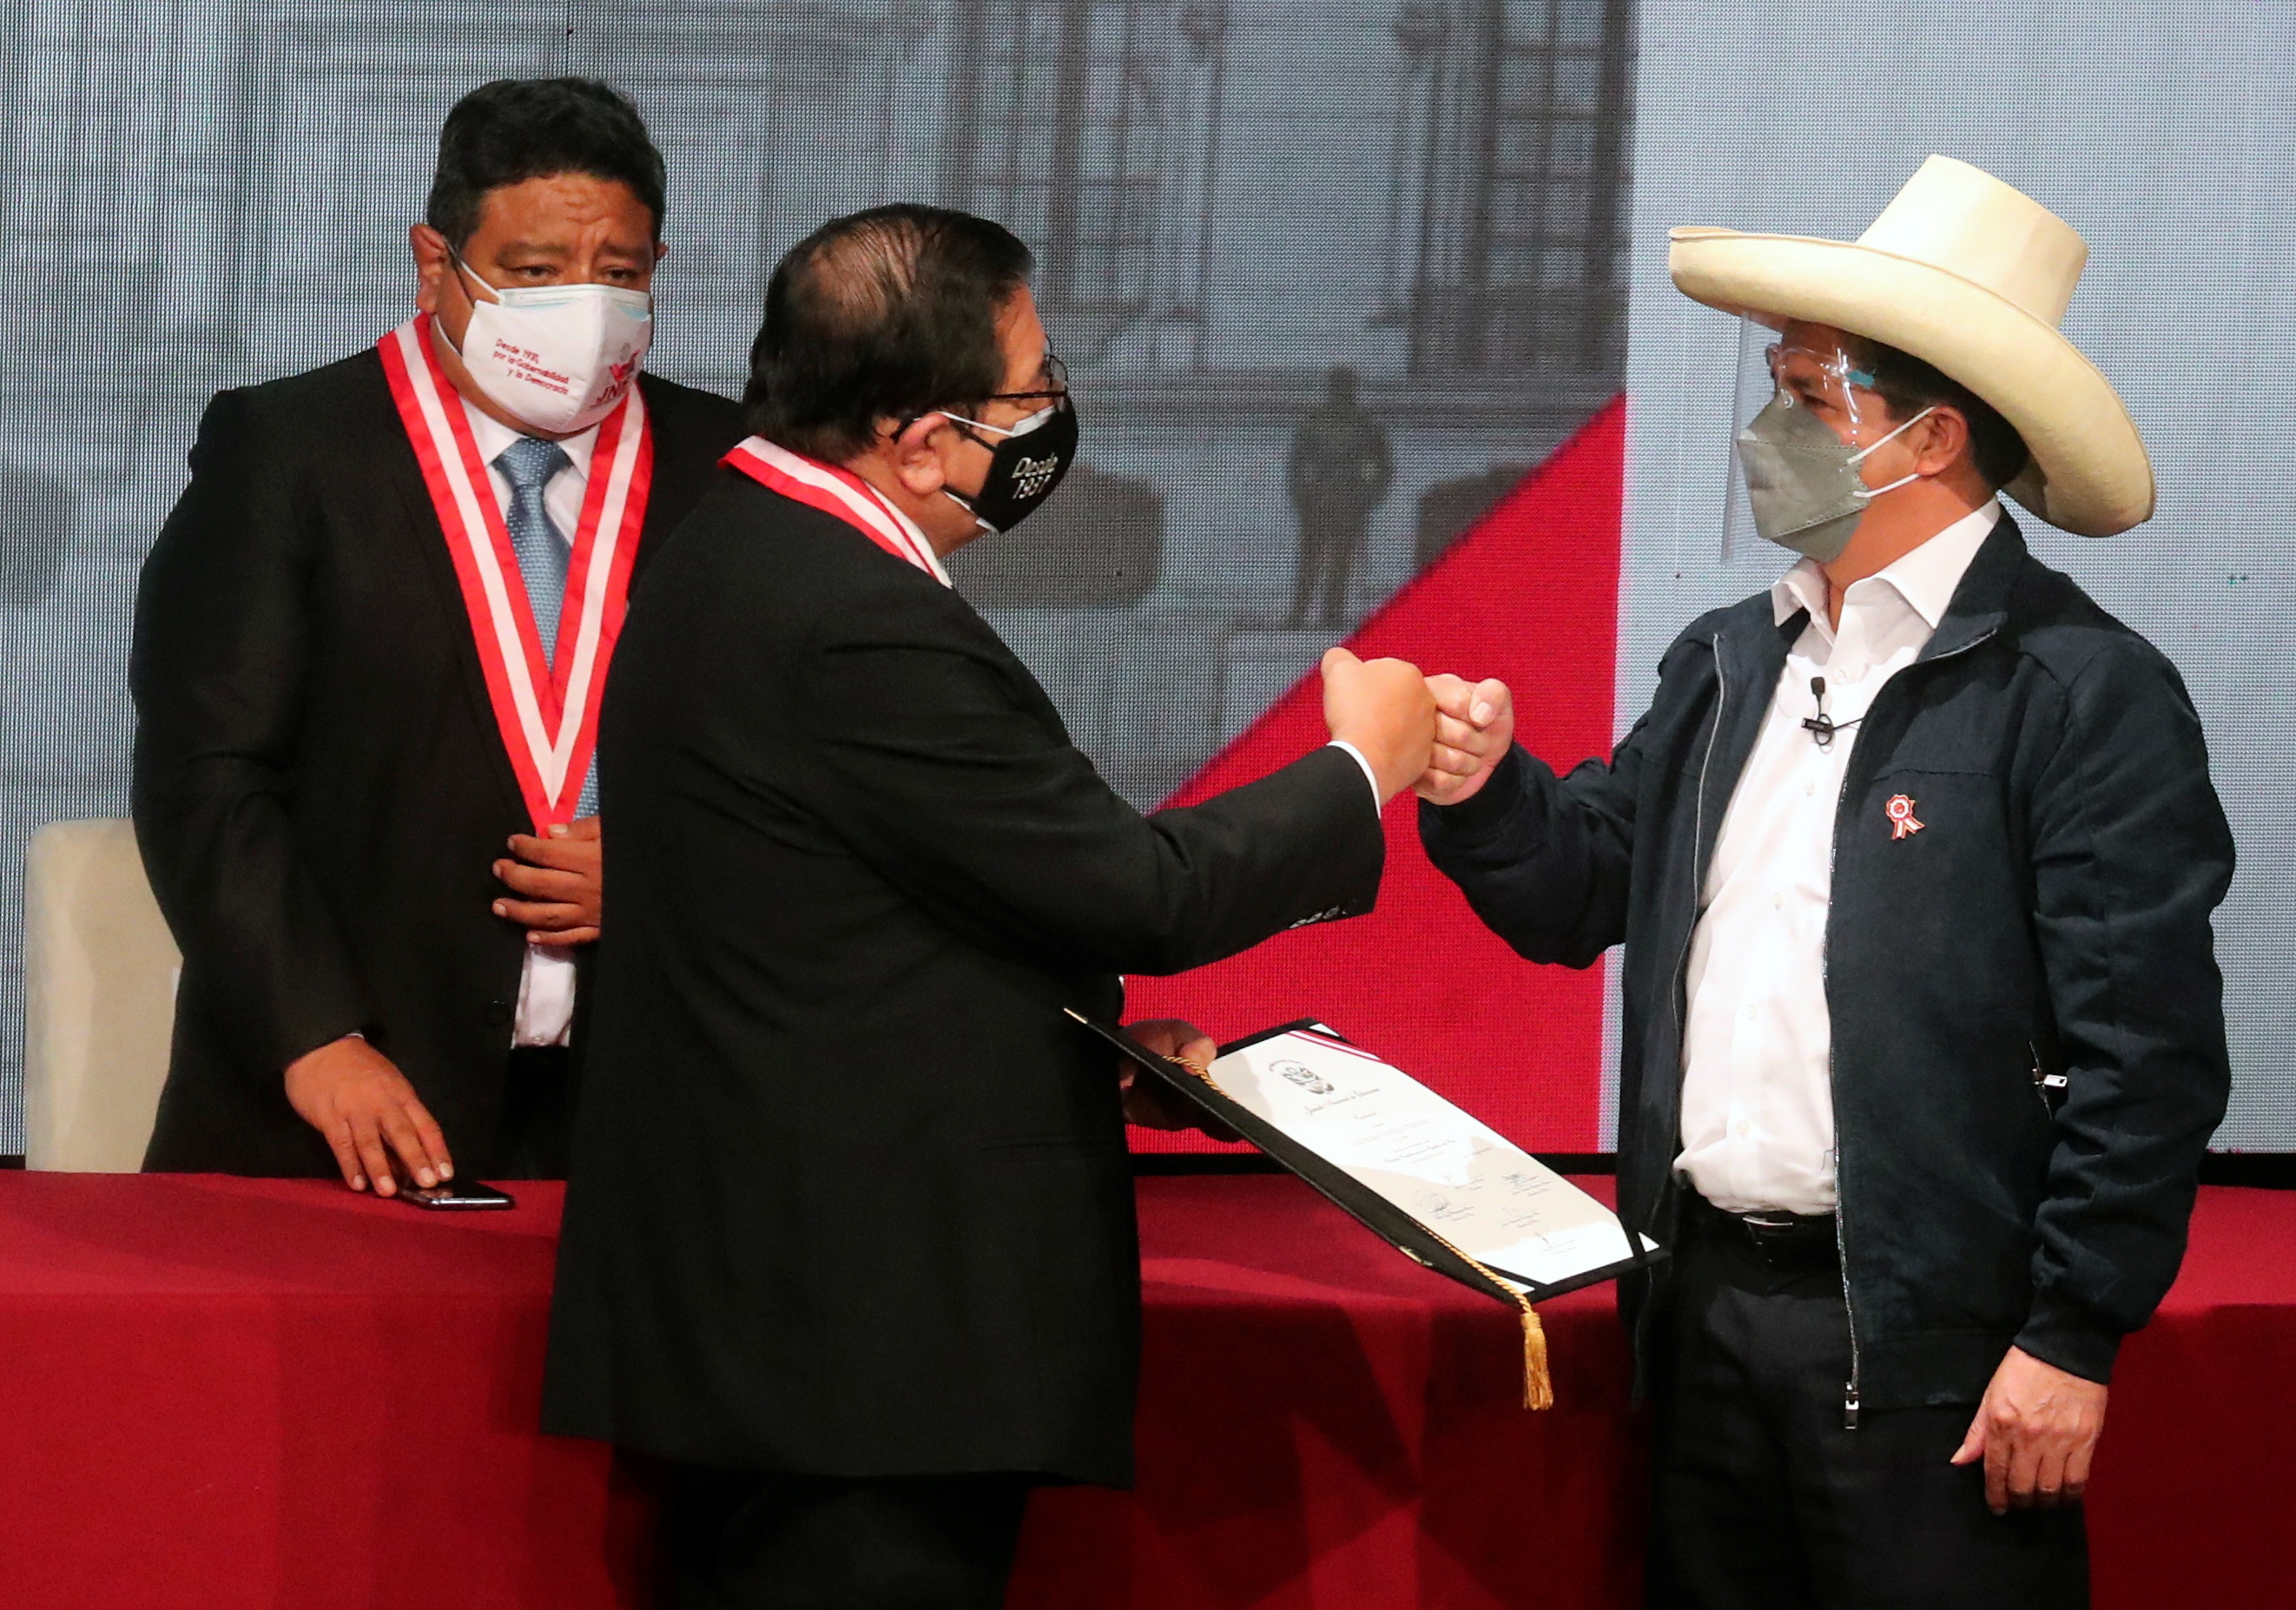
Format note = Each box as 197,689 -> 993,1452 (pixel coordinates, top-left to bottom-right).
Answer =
1422,515 -> 2233,1409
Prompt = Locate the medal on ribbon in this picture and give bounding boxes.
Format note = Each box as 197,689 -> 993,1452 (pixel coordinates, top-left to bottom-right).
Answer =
378,314 -> 652,831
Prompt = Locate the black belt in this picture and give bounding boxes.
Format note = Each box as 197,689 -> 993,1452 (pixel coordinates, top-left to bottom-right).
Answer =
1685,1191 -> 1840,1273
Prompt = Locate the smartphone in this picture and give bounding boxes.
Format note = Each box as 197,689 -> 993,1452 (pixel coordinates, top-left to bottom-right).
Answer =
397,1178 -> 516,1210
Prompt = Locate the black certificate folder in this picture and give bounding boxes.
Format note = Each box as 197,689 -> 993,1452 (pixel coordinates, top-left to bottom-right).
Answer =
1068,1011 -> 1665,1409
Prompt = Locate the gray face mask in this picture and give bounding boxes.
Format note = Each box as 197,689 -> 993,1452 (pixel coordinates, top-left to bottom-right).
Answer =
1734,393 -> 1932,563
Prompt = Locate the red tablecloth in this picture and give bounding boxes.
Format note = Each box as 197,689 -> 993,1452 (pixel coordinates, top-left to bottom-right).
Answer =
0,1173 -> 2286,1607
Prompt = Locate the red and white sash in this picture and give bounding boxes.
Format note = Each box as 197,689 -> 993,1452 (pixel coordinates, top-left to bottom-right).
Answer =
723,436 -> 952,586
378,314 -> 652,830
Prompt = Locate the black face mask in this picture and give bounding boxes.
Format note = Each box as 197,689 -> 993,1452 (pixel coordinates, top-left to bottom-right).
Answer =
943,395 -> 1079,532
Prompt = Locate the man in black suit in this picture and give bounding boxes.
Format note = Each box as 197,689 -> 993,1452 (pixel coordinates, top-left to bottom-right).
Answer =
132,79 -> 745,1192
542,205 -> 1450,1609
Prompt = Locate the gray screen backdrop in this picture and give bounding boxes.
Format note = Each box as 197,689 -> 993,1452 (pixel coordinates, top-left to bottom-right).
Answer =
0,0 -> 1633,1153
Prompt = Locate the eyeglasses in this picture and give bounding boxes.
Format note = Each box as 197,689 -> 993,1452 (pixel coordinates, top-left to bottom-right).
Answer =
895,354 -> 1072,437
984,353 -> 1069,407
1765,342 -> 1878,399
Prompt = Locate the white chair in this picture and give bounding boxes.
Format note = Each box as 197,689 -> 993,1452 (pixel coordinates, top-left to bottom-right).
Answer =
22,819 -> 180,1171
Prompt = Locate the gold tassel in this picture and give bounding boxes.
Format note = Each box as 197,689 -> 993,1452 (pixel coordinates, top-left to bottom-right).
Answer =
1156,1046 -> 1559,1411
1417,1225 -> 1557,1411
1516,1301 -> 1554,1411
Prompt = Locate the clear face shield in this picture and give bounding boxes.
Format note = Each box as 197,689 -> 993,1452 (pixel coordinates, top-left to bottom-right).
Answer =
1720,318 -> 1933,564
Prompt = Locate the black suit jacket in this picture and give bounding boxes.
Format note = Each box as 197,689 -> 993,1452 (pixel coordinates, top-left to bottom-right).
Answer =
132,348 -> 745,1177
540,472 -> 1385,1485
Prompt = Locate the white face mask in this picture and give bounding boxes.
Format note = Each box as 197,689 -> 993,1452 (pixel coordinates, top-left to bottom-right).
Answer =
449,250 -> 652,434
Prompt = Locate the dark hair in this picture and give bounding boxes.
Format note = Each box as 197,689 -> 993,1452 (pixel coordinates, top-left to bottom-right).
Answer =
1847,335 -> 2030,492
426,78 -> 666,247
743,205 -> 1035,461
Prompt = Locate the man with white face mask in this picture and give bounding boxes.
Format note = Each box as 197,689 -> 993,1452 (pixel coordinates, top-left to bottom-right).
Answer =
132,78 -> 745,1191
1413,158 -> 2233,1607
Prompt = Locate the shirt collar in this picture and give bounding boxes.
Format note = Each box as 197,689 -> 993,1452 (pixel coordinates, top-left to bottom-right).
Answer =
1771,498 -> 2002,631
853,481 -> 952,589
884,500 -> 952,588
459,389 -> 600,483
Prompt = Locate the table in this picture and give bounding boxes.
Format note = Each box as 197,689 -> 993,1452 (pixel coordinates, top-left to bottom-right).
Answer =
0,1172 -> 2285,1607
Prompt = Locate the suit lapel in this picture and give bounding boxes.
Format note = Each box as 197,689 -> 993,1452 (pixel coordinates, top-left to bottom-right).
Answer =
354,347 -> 532,824
630,375 -> 686,587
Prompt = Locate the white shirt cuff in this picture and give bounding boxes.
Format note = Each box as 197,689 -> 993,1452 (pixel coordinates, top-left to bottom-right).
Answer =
1326,740 -> 1382,809
512,941 -> 577,1047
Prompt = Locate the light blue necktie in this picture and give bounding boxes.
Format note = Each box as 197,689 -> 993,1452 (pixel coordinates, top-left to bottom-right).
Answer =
496,437 -> 600,816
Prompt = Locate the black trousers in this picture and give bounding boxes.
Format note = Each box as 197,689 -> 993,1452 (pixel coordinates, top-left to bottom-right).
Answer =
492,1045 -> 577,1178
1646,1198 -> 2088,1610
664,1468 -> 1032,1610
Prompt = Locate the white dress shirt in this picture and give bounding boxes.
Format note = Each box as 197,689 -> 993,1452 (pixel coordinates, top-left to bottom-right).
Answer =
459,398 -> 602,1049
1675,501 -> 1999,1215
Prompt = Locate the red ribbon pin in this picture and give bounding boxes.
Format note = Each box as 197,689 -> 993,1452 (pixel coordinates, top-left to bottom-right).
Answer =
1885,794 -> 1924,840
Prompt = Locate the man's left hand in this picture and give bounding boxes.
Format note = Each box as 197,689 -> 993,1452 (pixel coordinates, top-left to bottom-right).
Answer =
1951,1345 -> 2109,1514
1119,1019 -> 1238,1140
1416,673 -> 1514,806
494,816 -> 603,946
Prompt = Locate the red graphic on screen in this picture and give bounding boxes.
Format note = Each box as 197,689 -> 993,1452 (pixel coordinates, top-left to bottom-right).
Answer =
1128,398 -> 1626,1153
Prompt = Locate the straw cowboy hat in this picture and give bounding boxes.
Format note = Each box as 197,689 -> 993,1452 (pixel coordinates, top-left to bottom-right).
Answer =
1670,155 -> 2153,537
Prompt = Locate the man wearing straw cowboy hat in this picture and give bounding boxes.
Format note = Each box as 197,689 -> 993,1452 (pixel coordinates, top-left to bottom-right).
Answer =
1409,156 -> 2233,1605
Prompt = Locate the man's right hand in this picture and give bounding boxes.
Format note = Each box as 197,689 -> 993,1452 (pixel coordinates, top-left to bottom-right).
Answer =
1322,646 -> 1436,803
284,1036 -> 453,1196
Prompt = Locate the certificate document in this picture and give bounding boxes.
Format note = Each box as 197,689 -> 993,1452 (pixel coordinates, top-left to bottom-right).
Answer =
1204,1021 -> 1659,1293
1072,1012 -> 1660,1302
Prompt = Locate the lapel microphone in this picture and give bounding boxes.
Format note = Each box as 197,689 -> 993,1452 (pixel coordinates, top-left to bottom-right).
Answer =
1800,676 -> 1862,751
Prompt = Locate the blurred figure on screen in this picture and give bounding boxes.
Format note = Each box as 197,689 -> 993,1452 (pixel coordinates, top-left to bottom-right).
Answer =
1287,363 -> 1393,628
1412,159 -> 2231,1607
131,79 -> 745,1193
542,204 -> 1451,1610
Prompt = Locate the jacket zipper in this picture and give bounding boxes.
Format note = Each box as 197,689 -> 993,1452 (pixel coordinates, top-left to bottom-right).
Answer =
1826,762 -> 1861,1430
1650,634 -> 1728,1377
1827,619 -> 2001,1432
1668,634 -> 1728,1096
2030,1042 -> 2067,1112
1677,634 -> 1728,997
